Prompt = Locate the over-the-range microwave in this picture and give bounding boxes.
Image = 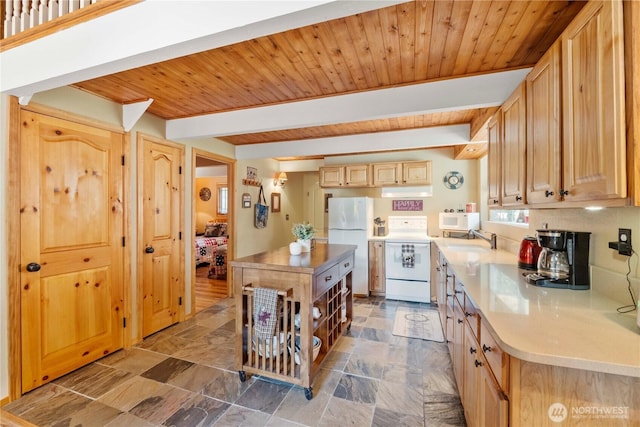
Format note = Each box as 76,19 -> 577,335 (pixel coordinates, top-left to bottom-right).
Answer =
438,212 -> 480,231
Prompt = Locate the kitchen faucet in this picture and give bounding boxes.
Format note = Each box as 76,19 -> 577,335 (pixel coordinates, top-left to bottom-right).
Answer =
470,229 -> 497,250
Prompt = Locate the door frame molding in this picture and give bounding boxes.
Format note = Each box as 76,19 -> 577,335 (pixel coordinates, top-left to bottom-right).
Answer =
136,133 -> 186,341
6,98 -> 131,400
191,148 -> 236,312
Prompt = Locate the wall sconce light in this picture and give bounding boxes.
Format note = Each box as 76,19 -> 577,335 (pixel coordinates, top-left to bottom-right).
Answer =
274,172 -> 288,187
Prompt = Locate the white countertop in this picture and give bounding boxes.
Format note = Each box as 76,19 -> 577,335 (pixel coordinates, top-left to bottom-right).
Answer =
435,238 -> 640,378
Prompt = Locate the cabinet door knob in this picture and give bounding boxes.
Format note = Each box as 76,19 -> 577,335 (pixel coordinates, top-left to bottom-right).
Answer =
145,246 -> 155,254
325,275 -> 333,282
516,195 -> 522,201
482,344 -> 492,352
560,189 -> 569,196
545,190 -> 554,197
474,359 -> 484,368
469,347 -> 477,354
465,311 -> 473,317
457,318 -> 463,324
26,262 -> 41,272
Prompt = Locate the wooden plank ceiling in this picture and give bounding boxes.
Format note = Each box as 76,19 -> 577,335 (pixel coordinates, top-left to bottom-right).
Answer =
73,0 -> 585,159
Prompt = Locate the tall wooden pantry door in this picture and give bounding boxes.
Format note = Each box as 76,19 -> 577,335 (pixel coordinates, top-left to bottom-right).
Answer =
139,135 -> 184,337
20,110 -> 125,393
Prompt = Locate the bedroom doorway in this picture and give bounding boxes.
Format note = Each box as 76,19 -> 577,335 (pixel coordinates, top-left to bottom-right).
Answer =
192,149 -> 235,313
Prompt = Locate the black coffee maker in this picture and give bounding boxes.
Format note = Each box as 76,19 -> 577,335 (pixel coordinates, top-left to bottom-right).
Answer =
525,230 -> 591,290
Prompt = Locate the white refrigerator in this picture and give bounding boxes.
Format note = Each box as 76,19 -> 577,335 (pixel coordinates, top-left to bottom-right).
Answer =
328,197 -> 373,296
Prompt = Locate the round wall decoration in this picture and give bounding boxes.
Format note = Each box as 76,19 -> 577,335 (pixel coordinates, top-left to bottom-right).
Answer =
443,171 -> 464,189
199,187 -> 212,201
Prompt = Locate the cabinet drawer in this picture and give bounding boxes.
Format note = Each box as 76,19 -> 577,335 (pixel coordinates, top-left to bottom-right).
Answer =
463,294 -> 479,340
481,321 -> 509,391
314,264 -> 341,300
339,254 -> 355,277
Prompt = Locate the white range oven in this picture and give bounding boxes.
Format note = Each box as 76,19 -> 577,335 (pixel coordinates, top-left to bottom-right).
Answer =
384,216 -> 431,303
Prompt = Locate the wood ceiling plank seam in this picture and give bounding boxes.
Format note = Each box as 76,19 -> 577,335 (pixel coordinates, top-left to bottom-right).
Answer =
438,0 -> 473,77
229,43 -> 301,107
464,0 -> 510,72
425,0 -> 455,80
287,27 -> 339,95
224,43 -> 296,105
269,32 -> 325,97
413,0 -> 435,80
180,53 -> 251,113
396,2 -> 417,83
243,37 -> 306,100
151,62 -> 218,117
491,0 -> 548,70
450,0 -> 492,76
520,1 -> 588,64
478,0 -> 529,72
362,8 -> 392,86
313,18 -> 359,93
296,23 -> 349,94
342,12 -> 381,89
378,4 -> 403,85
505,0 -> 562,66
328,18 -> 370,91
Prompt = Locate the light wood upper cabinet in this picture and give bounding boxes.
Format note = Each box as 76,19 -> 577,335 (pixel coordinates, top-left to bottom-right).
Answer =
344,164 -> 371,187
561,0 -> 626,202
501,82 -> 527,206
319,166 -> 344,187
372,161 -> 431,186
320,164 -> 370,187
526,41 -> 562,204
403,161 -> 432,185
486,112 -> 501,206
372,162 -> 401,185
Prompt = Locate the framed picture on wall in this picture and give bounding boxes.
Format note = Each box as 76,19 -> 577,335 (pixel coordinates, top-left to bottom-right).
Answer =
271,192 -> 281,213
242,192 -> 251,208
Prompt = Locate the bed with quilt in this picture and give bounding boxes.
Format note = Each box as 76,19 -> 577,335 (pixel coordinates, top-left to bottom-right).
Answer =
195,222 -> 228,270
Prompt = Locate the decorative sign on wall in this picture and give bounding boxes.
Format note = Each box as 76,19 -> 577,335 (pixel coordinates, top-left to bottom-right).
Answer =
392,200 -> 423,211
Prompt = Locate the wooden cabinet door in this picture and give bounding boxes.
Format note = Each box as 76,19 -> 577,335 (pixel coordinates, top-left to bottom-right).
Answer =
452,301 -> 465,396
140,135 -> 184,337
462,325 -> 480,427
372,162 -> 401,185
368,241 -> 385,295
526,42 -> 562,205
344,164 -> 370,187
402,161 -> 432,185
562,0 -> 626,201
319,166 -> 344,187
501,82 -> 527,206
20,111 -> 124,392
487,112 -> 501,206
479,363 -> 509,427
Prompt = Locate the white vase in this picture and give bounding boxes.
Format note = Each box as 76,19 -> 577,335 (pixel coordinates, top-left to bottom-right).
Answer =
297,239 -> 311,252
289,242 -> 302,255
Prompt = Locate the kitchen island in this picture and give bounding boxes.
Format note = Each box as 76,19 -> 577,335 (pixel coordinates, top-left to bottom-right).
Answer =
230,243 -> 356,400
434,238 -> 639,426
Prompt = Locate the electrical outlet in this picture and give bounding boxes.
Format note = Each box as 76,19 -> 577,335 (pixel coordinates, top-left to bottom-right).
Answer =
618,228 -> 632,256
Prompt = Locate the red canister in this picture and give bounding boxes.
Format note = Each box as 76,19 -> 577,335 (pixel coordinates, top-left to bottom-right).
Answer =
518,236 -> 542,270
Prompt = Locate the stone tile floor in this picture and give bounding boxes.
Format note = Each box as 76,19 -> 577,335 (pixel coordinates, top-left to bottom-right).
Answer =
3,297 -> 466,426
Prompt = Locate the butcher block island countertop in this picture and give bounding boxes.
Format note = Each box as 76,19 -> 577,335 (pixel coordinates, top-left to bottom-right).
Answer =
230,244 -> 356,400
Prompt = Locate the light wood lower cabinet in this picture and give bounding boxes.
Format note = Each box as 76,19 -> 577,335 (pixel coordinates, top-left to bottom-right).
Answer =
368,241 -> 385,295
462,321 -> 509,427
439,250 -> 639,427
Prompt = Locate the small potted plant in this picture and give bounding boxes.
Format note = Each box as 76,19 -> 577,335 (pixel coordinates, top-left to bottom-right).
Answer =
292,223 -> 315,252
